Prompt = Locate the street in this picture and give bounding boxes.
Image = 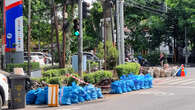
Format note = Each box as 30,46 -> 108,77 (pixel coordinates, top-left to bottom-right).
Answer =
19,67 -> 195,110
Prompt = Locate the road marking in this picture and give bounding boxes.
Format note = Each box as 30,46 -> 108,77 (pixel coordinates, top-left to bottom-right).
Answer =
154,85 -> 195,89
130,90 -> 175,96
155,78 -> 183,85
169,79 -> 194,85
56,108 -> 80,110
72,108 -> 80,110
181,80 -> 195,86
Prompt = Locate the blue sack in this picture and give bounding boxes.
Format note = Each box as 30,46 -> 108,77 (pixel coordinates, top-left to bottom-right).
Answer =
110,81 -> 122,94
125,80 -> 133,92
134,76 -> 141,90
96,88 -> 103,98
78,96 -> 85,103
120,80 -> 127,93
26,89 -> 37,104
84,93 -> 91,101
127,74 -> 135,80
85,84 -> 97,100
139,75 -> 145,89
146,74 -> 153,88
59,86 -> 72,105
71,93 -> 79,104
120,75 -> 127,80
35,88 -> 47,105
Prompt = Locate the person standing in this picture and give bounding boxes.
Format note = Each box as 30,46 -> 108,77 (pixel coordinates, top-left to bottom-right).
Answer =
160,53 -> 165,67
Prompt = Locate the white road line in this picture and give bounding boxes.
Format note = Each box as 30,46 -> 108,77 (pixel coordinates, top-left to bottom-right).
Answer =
56,108 -> 80,110
131,91 -> 175,96
169,79 -> 194,85
154,85 -> 195,89
181,80 -> 195,86
157,78 -> 183,85
154,78 -> 173,82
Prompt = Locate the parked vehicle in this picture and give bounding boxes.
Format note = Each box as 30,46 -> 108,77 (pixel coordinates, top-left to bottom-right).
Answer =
0,71 -> 9,109
73,52 -> 100,62
24,52 -> 52,64
24,55 -> 45,65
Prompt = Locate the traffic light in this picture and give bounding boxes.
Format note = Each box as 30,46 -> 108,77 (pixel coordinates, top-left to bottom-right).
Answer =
82,1 -> 90,18
73,19 -> 80,36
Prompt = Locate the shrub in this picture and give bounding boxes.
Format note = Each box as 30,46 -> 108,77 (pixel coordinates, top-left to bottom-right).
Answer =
48,77 -> 62,86
116,62 -> 141,77
42,68 -> 74,78
67,73 -> 80,85
105,41 -> 119,70
87,60 -> 98,72
94,70 -> 113,83
42,65 -> 59,71
84,73 -> 95,84
6,62 -> 40,72
96,42 -> 104,60
84,70 -> 113,84
42,68 -> 78,86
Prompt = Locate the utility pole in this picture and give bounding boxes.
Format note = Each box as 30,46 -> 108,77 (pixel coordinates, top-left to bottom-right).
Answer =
78,0 -> 83,78
27,0 -> 32,76
116,0 -> 121,65
119,0 -> 125,64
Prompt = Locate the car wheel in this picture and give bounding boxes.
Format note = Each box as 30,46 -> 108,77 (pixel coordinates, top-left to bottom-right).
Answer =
0,94 -> 2,109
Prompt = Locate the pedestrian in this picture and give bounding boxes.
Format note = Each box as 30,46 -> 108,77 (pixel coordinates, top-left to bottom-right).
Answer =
160,53 -> 165,67
125,58 -> 130,62
137,54 -> 143,66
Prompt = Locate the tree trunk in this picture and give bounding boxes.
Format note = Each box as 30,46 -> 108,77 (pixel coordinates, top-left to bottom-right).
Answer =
52,0 -> 62,67
50,3 -> 54,66
27,0 -> 32,76
62,2 -> 67,68
101,1 -> 113,70
102,1 -> 113,42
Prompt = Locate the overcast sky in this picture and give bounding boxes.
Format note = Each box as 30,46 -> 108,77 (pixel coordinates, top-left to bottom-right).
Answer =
85,0 -> 96,4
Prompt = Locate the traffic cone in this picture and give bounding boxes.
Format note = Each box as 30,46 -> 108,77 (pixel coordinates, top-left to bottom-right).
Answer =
180,64 -> 185,77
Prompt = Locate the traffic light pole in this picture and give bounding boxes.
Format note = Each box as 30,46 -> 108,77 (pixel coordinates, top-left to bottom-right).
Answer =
78,0 -> 83,78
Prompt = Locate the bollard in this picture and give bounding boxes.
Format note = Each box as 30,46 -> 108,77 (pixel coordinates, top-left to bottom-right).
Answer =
48,84 -> 59,107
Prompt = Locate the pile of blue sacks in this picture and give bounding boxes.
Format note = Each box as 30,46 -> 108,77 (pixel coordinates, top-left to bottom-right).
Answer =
26,82 -> 103,105
110,73 -> 153,94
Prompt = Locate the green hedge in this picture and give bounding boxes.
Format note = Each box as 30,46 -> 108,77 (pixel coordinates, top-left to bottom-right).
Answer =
42,68 -> 74,77
6,62 -> 40,72
84,70 -> 113,84
41,68 -> 77,86
116,62 -> 141,77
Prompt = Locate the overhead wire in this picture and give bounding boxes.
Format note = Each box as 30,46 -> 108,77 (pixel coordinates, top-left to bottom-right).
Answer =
124,0 -> 167,17
127,0 -> 166,13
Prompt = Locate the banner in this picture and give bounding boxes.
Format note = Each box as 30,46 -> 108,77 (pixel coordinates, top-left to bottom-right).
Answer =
4,0 -> 23,52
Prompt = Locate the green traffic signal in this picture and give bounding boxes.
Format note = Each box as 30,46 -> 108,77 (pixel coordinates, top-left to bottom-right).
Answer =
74,31 -> 80,36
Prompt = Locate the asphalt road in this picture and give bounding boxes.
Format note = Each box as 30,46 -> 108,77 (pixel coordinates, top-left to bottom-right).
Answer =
5,68 -> 195,110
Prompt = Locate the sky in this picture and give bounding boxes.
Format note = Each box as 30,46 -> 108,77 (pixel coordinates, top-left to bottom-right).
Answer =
85,0 -> 97,8
85,0 -> 96,4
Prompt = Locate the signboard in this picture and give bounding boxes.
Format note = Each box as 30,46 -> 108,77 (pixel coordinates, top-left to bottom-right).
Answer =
4,0 -> 23,52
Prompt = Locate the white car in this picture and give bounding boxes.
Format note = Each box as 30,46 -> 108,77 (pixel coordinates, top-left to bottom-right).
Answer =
24,52 -> 52,64
24,55 -> 45,65
0,71 -> 9,109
